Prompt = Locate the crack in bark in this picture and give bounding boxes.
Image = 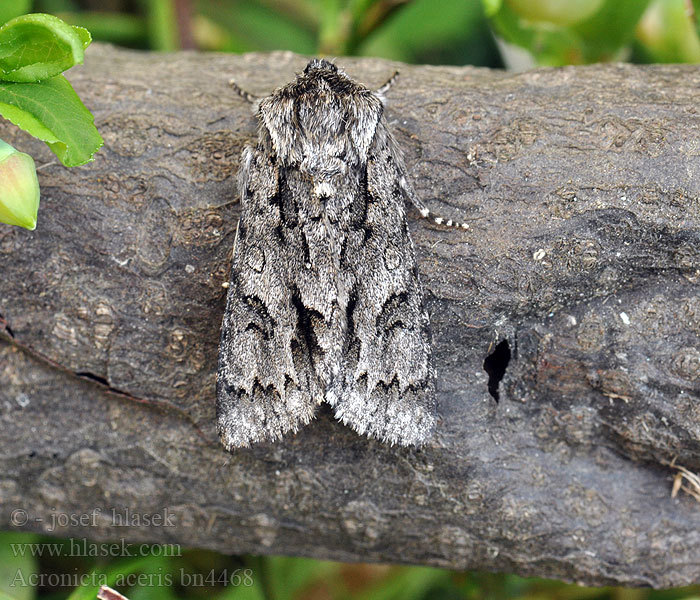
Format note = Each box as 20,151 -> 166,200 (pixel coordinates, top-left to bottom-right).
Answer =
0,311 -> 210,444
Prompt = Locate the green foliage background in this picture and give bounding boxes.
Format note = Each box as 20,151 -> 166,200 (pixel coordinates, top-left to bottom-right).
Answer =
2,0 -> 700,598
1,529 -> 700,600
22,0 -> 700,66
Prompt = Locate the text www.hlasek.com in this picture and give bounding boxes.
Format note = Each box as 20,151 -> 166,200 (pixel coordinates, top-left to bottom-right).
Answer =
10,538 -> 181,558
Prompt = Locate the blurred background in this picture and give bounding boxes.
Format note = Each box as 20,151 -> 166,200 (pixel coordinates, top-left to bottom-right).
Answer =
2,1 -> 700,599
3,0 -> 700,68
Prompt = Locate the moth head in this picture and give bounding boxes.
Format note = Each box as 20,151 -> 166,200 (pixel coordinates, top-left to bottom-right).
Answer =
304,59 -> 338,74
260,60 -> 384,166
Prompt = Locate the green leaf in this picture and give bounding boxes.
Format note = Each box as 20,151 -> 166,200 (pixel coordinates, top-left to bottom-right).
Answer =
506,0 -> 605,26
482,0 -> 503,17
635,0 -> 700,62
265,556 -> 339,600
0,1 -> 32,27
354,566 -> 450,600
491,5 -> 586,66
195,0 -> 316,54
65,556 -> 156,600
218,579 -> 267,600
318,0 -> 345,53
0,531 -> 39,600
0,74 -> 103,166
56,11 -> 147,46
349,0 -> 383,22
573,0 -> 652,62
0,13 -> 91,83
72,25 -> 93,50
490,0 -> 650,65
359,0 -> 489,64
0,140 -> 41,230
141,0 -> 179,51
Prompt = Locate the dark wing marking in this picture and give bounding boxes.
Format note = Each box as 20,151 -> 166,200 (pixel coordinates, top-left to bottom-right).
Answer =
328,118 -> 436,445
216,147 -> 321,449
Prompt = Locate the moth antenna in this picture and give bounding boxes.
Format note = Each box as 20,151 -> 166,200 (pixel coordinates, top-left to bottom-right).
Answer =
376,70 -> 400,96
399,176 -> 471,230
229,79 -> 259,105
420,209 -> 471,230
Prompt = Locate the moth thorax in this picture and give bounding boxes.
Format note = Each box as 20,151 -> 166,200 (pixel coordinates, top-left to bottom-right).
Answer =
301,154 -> 346,200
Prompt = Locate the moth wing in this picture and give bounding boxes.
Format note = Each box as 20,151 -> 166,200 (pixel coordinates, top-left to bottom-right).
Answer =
330,120 -> 436,445
217,147 -> 320,449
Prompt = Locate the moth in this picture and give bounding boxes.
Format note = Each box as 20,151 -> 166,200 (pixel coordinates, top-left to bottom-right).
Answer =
217,59 -> 464,449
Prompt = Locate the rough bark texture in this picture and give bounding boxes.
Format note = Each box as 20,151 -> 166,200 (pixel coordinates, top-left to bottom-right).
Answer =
1,46 -> 700,588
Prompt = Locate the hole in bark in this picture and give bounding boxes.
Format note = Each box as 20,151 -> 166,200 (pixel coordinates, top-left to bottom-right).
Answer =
483,340 -> 511,402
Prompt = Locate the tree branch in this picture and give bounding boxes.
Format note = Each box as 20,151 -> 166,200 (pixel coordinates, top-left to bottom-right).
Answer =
1,46 -> 699,587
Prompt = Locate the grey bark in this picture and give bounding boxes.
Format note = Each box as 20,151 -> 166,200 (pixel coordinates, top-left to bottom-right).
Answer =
1,45 -> 699,588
